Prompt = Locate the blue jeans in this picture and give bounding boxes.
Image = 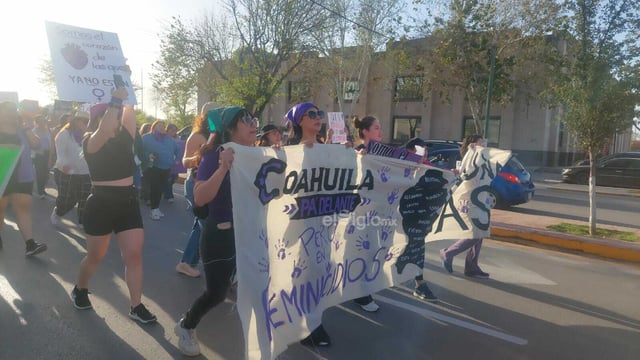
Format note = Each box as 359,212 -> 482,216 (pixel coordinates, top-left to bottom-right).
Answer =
184,172 -> 194,206
181,172 -> 200,266
181,218 -> 202,266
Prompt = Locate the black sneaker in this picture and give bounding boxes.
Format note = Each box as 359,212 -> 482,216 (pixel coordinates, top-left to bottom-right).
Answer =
464,270 -> 490,278
300,325 -> 331,347
129,303 -> 157,324
71,286 -> 93,310
25,239 -> 47,256
413,283 -> 438,302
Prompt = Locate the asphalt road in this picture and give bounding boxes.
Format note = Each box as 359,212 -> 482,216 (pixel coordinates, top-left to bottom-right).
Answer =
514,175 -> 640,230
1,190 -> 639,359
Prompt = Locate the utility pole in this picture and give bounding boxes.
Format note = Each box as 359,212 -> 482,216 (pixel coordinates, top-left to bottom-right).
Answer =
140,69 -> 144,113
484,45 -> 496,141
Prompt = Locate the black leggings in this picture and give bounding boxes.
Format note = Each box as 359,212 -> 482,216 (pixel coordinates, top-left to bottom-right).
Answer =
183,218 -> 236,330
143,167 -> 169,209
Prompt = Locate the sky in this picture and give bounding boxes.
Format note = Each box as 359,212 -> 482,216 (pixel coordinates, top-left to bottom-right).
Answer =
0,0 -> 222,118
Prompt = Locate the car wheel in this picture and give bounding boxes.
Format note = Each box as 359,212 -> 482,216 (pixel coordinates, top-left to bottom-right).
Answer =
486,188 -> 503,209
576,172 -> 589,185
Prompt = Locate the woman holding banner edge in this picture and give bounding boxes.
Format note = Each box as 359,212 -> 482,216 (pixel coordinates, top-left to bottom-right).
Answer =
285,102 -> 362,347
439,134 -> 490,278
351,115 -> 387,311
174,106 -> 258,357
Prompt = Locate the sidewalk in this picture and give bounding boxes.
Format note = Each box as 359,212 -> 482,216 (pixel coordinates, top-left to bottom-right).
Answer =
490,170 -> 640,263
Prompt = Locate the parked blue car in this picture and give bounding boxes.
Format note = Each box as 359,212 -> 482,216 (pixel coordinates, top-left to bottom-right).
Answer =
425,142 -> 535,208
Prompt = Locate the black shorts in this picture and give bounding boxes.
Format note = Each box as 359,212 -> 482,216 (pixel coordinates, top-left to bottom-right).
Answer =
2,180 -> 33,197
83,186 -> 143,236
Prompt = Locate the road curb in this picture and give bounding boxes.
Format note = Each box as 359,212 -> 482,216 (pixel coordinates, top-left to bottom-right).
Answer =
544,184 -> 640,198
491,223 -> 640,263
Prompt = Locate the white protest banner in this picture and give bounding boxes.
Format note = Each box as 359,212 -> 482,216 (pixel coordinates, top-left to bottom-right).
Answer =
45,21 -> 137,104
227,143 -> 454,359
427,146 -> 512,242
327,112 -> 347,143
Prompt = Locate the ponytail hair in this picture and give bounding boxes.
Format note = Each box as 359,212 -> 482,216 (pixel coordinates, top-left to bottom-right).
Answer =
461,134 -> 483,157
353,115 -> 377,140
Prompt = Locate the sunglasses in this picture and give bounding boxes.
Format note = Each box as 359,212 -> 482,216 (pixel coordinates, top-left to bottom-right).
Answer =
239,113 -> 258,127
304,110 -> 325,120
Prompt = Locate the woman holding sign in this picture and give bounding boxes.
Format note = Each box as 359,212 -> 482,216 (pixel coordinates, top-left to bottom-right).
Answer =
0,102 -> 47,255
71,88 -> 157,324
174,106 -> 258,357
439,134 -> 490,278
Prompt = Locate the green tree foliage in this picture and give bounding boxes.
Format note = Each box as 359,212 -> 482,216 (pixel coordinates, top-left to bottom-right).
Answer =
310,0 -> 404,116
548,0 -> 640,234
151,22 -> 199,128
38,58 -> 57,101
406,0 -> 562,135
155,0 -> 325,118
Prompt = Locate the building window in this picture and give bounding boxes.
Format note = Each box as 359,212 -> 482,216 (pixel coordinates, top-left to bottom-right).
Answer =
463,117 -> 501,147
343,80 -> 360,102
392,116 -> 422,144
394,76 -> 423,101
288,81 -> 310,104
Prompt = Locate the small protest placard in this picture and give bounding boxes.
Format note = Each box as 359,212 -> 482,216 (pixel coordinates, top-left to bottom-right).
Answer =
327,112 -> 347,143
0,146 -> 23,195
45,21 -> 137,104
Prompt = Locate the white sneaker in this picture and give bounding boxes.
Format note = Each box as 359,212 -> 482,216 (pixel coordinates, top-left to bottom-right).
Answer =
176,262 -> 201,278
50,208 -> 62,226
359,300 -> 380,313
174,320 -> 201,356
157,209 -> 165,217
149,209 -> 161,220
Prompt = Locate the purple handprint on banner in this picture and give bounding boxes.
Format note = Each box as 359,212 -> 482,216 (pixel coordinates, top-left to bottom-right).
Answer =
259,230 -> 268,249
274,238 -> 291,261
387,188 -> 400,204
378,166 -> 391,183
385,247 -> 401,262
258,257 -> 270,273
291,258 -> 308,279
379,224 -> 393,242
356,235 -> 371,251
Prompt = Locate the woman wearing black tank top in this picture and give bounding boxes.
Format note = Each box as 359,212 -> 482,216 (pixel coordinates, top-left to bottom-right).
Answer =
70,86 -> 157,324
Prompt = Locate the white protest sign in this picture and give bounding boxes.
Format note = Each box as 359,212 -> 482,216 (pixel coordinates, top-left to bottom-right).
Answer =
327,112 -> 347,143
0,92 -> 19,106
45,21 -> 137,104
227,144 -> 454,359
426,146 -> 512,242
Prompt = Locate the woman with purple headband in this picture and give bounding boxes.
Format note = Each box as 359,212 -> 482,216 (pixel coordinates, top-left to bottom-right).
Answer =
285,102 -> 356,348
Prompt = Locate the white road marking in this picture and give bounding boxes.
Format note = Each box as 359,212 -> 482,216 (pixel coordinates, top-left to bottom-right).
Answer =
375,294 -> 528,346
425,253 -> 557,285
0,274 -> 28,325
